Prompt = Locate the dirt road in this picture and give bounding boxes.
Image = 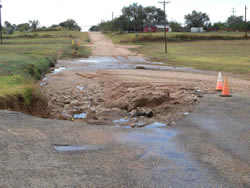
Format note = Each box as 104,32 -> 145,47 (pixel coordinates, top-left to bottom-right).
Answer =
0,32 -> 250,186
88,32 -> 136,56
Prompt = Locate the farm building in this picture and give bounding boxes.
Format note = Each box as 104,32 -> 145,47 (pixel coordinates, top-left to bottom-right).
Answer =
191,27 -> 204,32
143,25 -> 172,33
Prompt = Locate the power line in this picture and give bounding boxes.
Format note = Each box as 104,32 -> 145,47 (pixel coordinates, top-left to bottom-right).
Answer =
158,0 -> 171,53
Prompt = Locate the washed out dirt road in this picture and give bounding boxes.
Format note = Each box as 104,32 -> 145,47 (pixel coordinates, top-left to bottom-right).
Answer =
0,32 -> 250,186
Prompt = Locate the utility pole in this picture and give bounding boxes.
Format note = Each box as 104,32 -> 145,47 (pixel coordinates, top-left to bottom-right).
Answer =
0,0 -> 3,44
232,8 -> 236,16
245,6 -> 248,40
112,12 -> 114,21
134,7 -> 136,34
159,1 -> 170,53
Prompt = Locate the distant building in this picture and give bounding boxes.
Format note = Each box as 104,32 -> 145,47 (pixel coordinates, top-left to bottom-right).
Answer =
191,27 -> 204,32
143,25 -> 172,33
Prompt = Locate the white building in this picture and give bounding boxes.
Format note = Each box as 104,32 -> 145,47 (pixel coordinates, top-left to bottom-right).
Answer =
191,27 -> 204,33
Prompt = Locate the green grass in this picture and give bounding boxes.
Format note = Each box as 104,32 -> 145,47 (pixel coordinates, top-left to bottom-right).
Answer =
107,32 -> 250,43
0,75 -> 29,97
135,40 -> 250,73
107,32 -> 250,73
0,31 -> 91,99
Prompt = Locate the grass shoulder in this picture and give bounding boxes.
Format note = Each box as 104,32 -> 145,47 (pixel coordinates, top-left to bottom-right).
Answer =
0,31 -> 91,113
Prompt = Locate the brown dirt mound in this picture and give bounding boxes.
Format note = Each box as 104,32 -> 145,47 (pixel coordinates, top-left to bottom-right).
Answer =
105,83 -> 170,111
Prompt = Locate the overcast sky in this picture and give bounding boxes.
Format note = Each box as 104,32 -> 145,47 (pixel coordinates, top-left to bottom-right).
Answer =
1,0 -> 249,31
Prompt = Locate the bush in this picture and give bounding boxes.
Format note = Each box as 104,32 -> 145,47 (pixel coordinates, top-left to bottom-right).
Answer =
22,57 -> 57,80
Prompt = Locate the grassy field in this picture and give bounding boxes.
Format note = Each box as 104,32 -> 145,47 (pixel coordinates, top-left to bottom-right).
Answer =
107,32 -> 250,73
0,31 -> 90,99
107,32 -> 250,43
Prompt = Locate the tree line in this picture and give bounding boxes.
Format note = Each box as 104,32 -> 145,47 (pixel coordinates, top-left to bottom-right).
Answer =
2,19 -> 81,34
90,4 -> 250,32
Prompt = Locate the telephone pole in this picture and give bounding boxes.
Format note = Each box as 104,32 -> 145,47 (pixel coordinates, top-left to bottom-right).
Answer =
245,6 -> 248,40
0,0 -> 3,44
134,7 -> 136,34
232,8 -> 236,16
159,1 -> 170,53
112,12 -> 114,21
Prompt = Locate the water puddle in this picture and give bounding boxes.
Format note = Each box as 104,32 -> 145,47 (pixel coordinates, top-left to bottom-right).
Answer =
40,82 -> 48,86
76,85 -> 85,91
73,113 -> 87,119
117,128 -> 176,145
145,122 -> 166,128
113,118 -> 166,129
182,112 -> 190,116
115,127 -> 207,185
113,118 -> 130,124
53,144 -> 101,152
114,125 -> 132,129
53,67 -> 66,74
60,56 -> 207,74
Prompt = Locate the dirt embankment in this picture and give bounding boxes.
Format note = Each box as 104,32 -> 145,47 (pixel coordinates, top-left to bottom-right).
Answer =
0,93 -> 49,118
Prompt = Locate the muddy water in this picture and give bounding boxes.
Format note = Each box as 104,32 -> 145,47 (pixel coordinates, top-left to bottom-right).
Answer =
115,127 -> 220,186
58,56 -> 207,73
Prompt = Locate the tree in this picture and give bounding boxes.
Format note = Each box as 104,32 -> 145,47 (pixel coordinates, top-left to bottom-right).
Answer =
3,21 -> 14,34
122,3 -> 145,31
29,20 -> 40,30
59,19 -> 81,31
226,16 -> 245,31
204,22 -> 212,31
169,21 -> 182,32
89,25 -> 100,32
16,23 -> 30,32
212,22 -> 225,31
50,24 -> 59,28
4,21 -> 12,28
184,10 -> 210,28
112,15 -> 130,32
144,6 -> 165,25
99,4 -> 166,32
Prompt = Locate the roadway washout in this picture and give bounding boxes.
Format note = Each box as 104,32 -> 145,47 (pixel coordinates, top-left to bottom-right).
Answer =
40,32 -> 250,127
40,55 -> 250,127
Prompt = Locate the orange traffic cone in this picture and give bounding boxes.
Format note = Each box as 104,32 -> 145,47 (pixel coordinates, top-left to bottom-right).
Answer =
216,72 -> 223,91
220,74 -> 232,97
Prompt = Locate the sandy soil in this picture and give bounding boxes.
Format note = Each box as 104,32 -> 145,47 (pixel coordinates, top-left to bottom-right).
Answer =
88,32 -> 137,56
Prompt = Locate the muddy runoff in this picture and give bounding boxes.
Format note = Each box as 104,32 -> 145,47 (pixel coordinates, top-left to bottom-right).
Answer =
40,56 -> 204,127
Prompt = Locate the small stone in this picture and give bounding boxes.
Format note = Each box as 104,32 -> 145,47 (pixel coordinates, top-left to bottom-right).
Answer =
146,111 -> 154,118
135,66 -> 145,69
61,112 -> 72,120
70,100 -> 80,106
134,111 -> 147,117
170,122 -> 177,126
